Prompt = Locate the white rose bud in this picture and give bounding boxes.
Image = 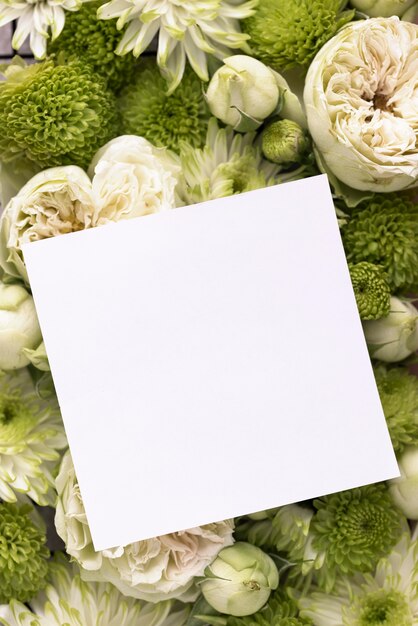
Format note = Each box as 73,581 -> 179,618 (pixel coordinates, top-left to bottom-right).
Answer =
200,542 -> 279,616
206,55 -> 280,131
350,0 -> 416,16
363,297 -> 418,362
0,282 -> 42,370
389,447 -> 418,518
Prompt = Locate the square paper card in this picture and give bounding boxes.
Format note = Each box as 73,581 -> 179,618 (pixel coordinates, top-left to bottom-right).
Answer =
23,174 -> 399,551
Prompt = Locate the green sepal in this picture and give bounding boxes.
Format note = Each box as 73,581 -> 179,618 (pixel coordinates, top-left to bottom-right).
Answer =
230,106 -> 263,132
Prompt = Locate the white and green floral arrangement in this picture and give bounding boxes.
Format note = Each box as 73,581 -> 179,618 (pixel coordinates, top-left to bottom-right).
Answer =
0,0 -> 417,624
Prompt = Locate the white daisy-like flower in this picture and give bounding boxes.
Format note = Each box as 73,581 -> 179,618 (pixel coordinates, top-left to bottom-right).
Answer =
299,531 -> 418,626
0,368 -> 67,506
0,0 -> 86,59
177,118 -> 280,205
0,554 -> 190,626
98,0 -> 258,92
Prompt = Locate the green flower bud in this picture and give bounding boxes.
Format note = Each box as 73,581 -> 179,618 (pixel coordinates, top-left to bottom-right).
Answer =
348,262 -> 391,320
0,282 -> 42,370
201,542 -> 279,617
363,296 -> 418,362
262,120 -> 309,165
389,446 -> 418,519
350,0 -> 416,17
206,56 -> 279,132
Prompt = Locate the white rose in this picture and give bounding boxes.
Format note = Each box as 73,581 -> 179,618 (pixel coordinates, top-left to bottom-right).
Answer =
389,447 -> 418,518
0,281 -> 42,370
350,0 -> 416,16
89,136 -> 181,223
55,451 -> 234,603
304,17 -> 418,192
363,297 -> 418,362
206,55 -> 280,130
0,166 -> 94,283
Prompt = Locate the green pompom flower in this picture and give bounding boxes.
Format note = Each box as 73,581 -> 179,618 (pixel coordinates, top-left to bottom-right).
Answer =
374,366 -> 418,454
310,485 -> 405,590
342,195 -> 418,293
178,118 -> 279,204
48,1 -> 137,93
119,61 -> 210,152
0,502 -> 49,604
348,262 -> 391,320
0,57 -> 119,171
262,120 -> 309,166
227,590 -> 312,626
242,0 -> 354,70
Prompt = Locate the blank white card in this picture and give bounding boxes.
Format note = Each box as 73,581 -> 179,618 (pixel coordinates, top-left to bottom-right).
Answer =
24,175 -> 399,551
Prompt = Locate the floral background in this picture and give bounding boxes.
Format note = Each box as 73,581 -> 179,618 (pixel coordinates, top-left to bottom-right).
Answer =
0,2 -> 417,625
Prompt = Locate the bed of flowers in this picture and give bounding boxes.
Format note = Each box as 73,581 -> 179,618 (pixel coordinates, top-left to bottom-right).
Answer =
0,0 -> 417,624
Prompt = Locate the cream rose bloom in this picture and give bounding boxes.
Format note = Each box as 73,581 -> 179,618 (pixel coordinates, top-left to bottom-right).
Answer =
89,136 -> 181,223
55,452 -> 234,603
304,17 -> 418,192
0,137 -> 182,283
0,166 -> 94,283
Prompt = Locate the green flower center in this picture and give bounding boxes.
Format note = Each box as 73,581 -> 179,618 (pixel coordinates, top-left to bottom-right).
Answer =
0,393 -> 37,444
356,590 -> 412,626
218,156 -> 264,195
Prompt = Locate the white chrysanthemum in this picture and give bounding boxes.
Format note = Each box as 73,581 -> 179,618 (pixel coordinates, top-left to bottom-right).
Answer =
55,451 -> 234,603
299,532 -> 418,626
0,555 -> 190,626
304,17 -> 418,192
177,118 -> 280,205
98,0 -> 257,92
0,0 -> 87,59
0,369 -> 67,506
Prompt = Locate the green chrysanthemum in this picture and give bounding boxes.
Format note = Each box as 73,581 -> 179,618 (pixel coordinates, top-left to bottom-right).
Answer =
178,118 -> 279,204
349,262 -> 391,320
342,195 -> 418,293
0,369 -> 67,505
242,0 -> 355,70
227,590 -> 312,626
48,1 -> 137,92
119,61 -> 210,152
374,365 -> 418,454
0,502 -> 49,604
310,485 -> 405,590
0,57 -> 119,172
